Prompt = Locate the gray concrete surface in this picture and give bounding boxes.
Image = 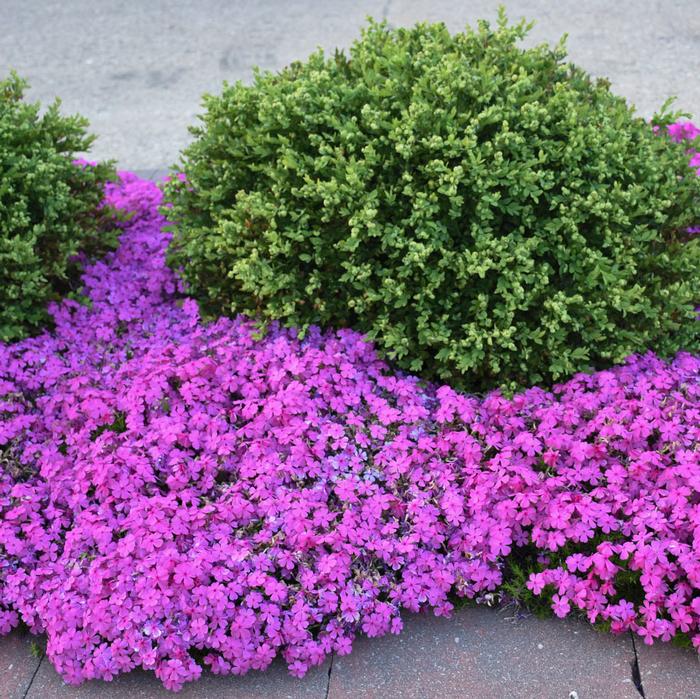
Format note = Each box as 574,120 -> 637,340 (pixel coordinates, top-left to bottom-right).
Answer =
0,627 -> 42,699
1,1 -> 698,170
635,639 -> 700,698
327,606 -> 640,699
25,653 -> 331,699
5,606 -> 700,698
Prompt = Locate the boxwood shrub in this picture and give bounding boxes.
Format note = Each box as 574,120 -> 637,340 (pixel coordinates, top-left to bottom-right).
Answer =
0,73 -> 115,342
165,13 -> 700,392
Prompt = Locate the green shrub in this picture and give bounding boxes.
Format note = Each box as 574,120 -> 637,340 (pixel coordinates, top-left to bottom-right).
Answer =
0,73 -> 116,342
165,12 -> 700,392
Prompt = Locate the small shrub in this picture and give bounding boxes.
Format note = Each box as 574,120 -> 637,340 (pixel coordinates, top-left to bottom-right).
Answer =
165,12 -> 700,392
0,73 -> 116,342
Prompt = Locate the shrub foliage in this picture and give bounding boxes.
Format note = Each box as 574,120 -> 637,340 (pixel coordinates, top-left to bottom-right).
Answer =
165,13 -> 700,391
0,73 -> 115,342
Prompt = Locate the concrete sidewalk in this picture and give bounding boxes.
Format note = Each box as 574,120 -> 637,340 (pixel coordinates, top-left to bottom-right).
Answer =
3,605 -> 700,699
1,0 -> 699,170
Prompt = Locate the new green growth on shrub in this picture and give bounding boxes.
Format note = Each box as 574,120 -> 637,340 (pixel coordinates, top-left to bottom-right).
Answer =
165,11 -> 700,392
0,73 -> 115,342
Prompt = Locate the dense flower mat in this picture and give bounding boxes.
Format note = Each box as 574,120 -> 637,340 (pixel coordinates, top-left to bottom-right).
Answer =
671,120 -> 700,234
0,126 -> 699,690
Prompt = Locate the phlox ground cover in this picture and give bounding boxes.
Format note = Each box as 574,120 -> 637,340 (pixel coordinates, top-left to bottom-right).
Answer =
669,120 -> 700,234
0,124 -> 698,691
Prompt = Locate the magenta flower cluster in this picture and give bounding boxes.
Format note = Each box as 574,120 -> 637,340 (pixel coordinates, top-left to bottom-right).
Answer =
0,125 -> 698,691
669,120 -> 700,235
669,120 -> 700,169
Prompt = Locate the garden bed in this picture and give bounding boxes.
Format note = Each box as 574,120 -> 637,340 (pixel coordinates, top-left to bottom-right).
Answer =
1,139 -> 699,689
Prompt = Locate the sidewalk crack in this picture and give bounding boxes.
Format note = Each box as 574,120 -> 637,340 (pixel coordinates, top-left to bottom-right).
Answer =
21,649 -> 45,699
630,630 -> 646,698
324,651 -> 335,699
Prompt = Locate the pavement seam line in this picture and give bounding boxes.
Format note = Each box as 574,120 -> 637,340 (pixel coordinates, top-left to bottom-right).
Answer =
629,630 -> 646,698
21,649 -> 45,699
324,651 -> 335,699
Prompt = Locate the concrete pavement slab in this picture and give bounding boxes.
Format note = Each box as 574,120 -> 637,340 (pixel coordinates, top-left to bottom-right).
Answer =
634,638 -> 700,699
1,1 -> 697,169
327,605 -> 639,699
24,652 -> 330,699
0,628 -> 43,699
0,627 -> 332,698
